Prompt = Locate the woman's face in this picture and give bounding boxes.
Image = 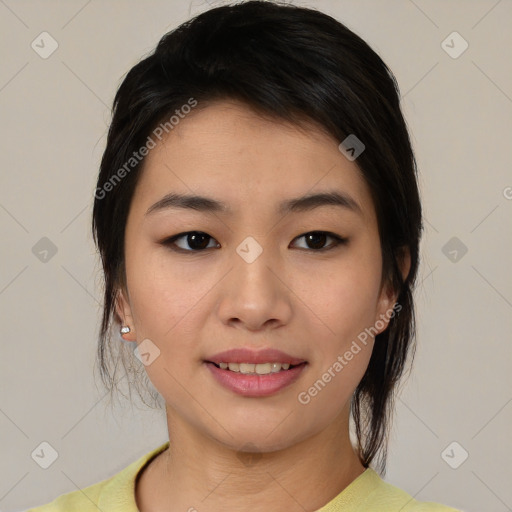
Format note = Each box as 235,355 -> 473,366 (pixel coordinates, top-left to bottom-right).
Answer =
116,100 -> 398,452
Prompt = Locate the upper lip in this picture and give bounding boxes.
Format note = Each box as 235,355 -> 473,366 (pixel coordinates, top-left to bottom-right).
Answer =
205,348 -> 307,365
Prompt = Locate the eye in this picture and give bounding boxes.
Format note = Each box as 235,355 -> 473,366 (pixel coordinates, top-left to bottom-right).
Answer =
161,230 -> 347,253
291,231 -> 347,251
162,231 -> 219,252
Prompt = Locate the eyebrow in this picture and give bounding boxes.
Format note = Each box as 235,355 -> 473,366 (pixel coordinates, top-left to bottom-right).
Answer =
145,191 -> 363,217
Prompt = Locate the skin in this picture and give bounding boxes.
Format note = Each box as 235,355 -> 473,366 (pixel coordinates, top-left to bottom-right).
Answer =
116,99 -> 410,511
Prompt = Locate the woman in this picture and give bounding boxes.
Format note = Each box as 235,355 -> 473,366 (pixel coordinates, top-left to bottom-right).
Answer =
29,1 -> 460,510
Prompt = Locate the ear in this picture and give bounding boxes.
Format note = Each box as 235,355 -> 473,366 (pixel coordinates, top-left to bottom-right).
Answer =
374,246 -> 411,334
115,287 -> 136,342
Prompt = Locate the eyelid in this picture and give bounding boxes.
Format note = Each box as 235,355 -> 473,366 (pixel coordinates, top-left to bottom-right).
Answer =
291,231 -> 348,251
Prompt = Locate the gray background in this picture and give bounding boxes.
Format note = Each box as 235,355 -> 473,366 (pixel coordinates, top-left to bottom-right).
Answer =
1,1 -> 511,511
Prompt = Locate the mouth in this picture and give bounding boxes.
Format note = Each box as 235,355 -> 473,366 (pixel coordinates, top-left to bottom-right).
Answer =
203,360 -> 308,397
205,361 -> 307,375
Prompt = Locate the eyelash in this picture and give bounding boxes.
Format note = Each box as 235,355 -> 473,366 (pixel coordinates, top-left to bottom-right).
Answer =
161,231 -> 348,253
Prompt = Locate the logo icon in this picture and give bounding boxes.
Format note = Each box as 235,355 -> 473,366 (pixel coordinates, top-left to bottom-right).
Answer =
441,32 -> 469,59
134,338 -> 161,366
236,442 -> 263,467
31,32 -> 59,59
441,441 -> 469,469
31,441 -> 59,469
236,236 -> 263,264
32,237 -> 58,263
339,134 -> 365,161
442,236 -> 468,263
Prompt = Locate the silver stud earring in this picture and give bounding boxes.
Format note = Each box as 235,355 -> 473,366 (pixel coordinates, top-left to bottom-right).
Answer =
120,326 -> 131,335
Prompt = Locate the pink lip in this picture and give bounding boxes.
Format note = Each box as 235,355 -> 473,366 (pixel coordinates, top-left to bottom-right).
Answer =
204,361 -> 308,397
205,348 -> 306,365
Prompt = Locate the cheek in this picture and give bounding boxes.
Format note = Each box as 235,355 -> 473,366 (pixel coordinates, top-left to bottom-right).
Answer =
300,253 -> 382,347
293,241 -> 382,413
124,245 -> 224,389
126,245 -> 208,335
124,252 -> 206,397
295,258 -> 379,419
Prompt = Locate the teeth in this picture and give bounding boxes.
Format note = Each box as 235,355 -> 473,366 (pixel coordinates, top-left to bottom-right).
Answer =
216,362 -> 293,374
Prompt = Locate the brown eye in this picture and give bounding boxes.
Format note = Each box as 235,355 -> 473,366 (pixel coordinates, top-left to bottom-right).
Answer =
163,231 -> 219,252
292,231 -> 347,251
162,230 -> 347,254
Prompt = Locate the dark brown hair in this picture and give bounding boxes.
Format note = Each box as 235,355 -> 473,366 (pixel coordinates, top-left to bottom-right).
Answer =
91,0 -> 422,474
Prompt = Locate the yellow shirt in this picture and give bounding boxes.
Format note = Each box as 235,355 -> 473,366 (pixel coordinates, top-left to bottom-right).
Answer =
27,441 -> 460,511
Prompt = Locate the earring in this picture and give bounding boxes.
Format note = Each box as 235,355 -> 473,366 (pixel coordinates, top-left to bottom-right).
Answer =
119,325 -> 135,344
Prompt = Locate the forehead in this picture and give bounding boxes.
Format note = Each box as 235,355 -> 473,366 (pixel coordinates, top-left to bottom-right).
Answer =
131,100 -> 375,223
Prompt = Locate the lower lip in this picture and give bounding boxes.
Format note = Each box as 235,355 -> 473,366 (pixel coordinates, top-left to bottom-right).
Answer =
204,362 -> 307,397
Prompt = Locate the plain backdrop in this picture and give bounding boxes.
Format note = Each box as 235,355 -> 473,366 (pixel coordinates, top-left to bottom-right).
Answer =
1,1 -> 511,511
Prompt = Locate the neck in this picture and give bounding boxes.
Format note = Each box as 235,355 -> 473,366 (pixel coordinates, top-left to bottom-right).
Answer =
137,404 -> 366,512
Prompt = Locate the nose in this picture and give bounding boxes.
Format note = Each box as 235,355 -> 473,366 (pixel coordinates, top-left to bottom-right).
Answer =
216,241 -> 293,333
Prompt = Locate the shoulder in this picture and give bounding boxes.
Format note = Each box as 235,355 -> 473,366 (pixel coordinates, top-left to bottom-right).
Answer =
362,469 -> 461,512
25,478 -> 106,512
26,442 -> 170,512
405,504 -> 461,512
319,467 -> 460,512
